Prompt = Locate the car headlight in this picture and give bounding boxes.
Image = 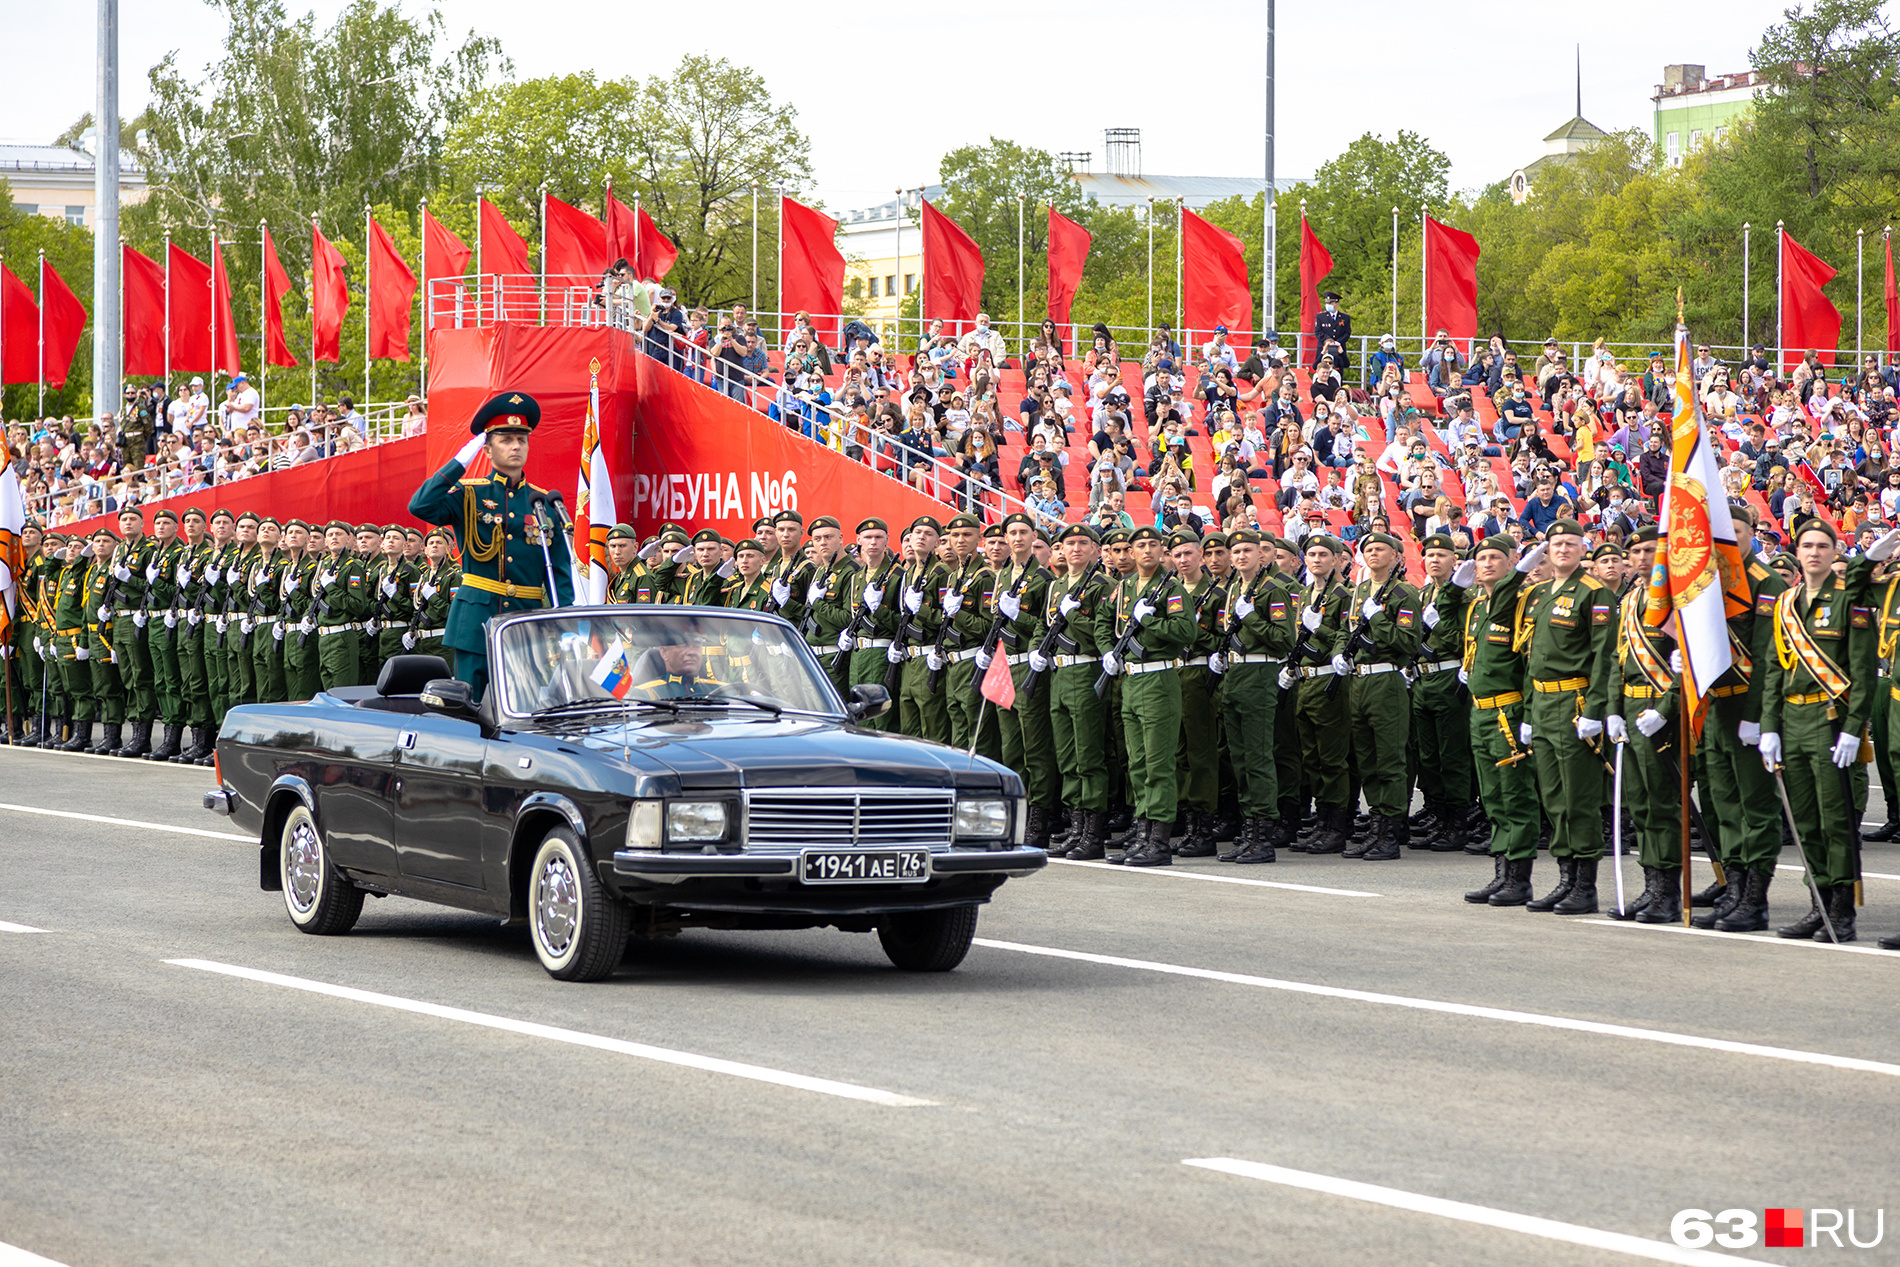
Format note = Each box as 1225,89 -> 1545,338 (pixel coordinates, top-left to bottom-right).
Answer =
955,798 -> 1009,840
667,800 -> 730,843
626,800 -> 662,850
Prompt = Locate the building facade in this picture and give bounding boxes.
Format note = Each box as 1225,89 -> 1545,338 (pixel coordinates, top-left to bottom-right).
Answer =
2,143 -> 148,228
1652,65 -> 1763,167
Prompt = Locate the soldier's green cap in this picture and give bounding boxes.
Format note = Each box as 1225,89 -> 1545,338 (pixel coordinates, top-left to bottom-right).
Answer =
382,524 -> 404,535
1794,518 -> 1839,545
1361,531 -> 1405,551
734,538 -> 766,556
1475,532 -> 1518,556
1421,532 -> 1457,553
1001,512 -> 1036,531
691,528 -> 723,545
808,515 -> 840,531
944,513 -> 982,531
1034,528 -> 1052,545
773,509 -> 805,526
908,514 -> 942,535
855,517 -> 888,536
1128,525 -> 1164,544
182,506 -> 208,522
660,522 -> 685,537
404,527 -> 423,539
1167,529 -> 1203,550
354,522 -> 379,536
1589,543 -> 1626,560
1545,519 -> 1586,539
470,390 -> 540,435
209,508 -> 234,523
1202,531 -> 1229,549
1630,525 -> 1660,545
424,528 -> 452,544
1055,523 -> 1099,545
259,517 -> 282,529
152,508 -> 179,524
1307,535 -> 1345,555
284,518 -> 311,531
606,524 -> 639,542
236,511 -> 263,526
752,518 -> 775,535
323,519 -> 353,534
1270,535 -> 1297,554
1103,528 -> 1133,546
981,522 -> 1007,539
1228,528 -> 1263,545
1772,551 -> 1799,569
115,505 -> 143,519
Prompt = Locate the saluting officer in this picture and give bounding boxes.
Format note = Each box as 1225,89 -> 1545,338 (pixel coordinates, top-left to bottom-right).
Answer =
409,391 -> 576,699
1102,525 -> 1196,866
1411,533 -> 1477,851
1039,523 -> 1114,860
1334,531 -> 1422,859
1216,528 -> 1300,864
1458,534 -> 1543,906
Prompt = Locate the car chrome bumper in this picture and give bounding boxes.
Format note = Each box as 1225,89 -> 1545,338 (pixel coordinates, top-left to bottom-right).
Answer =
611,845 -> 1048,882
203,787 -> 236,816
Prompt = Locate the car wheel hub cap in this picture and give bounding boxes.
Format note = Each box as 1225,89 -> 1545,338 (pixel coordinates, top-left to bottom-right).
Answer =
536,857 -> 579,956
286,822 -> 322,913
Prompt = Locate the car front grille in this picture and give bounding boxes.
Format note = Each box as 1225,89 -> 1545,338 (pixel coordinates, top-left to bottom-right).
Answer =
744,789 -> 956,850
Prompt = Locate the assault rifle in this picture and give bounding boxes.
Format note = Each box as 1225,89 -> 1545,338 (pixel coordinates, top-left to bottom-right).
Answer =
1329,569 -> 1405,698
972,565 -> 1037,701
839,554 -> 901,660
1021,561 -> 1102,702
1280,580 -> 1334,703
924,562 -> 976,691
884,563 -> 943,695
1093,569 -> 1177,699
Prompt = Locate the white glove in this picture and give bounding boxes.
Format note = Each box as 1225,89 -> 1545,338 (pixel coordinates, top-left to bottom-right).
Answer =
1516,543 -> 1548,574
1362,598 -> 1382,620
380,576 -> 397,597
97,605 -> 110,623
976,650 -> 992,670
365,618 -> 381,636
1422,605 -> 1440,629
1101,649 -> 1123,676
717,560 -> 736,578
997,591 -> 1021,620
1451,559 -> 1477,588
272,622 -> 285,643
163,610 -> 176,629
113,564 -> 132,582
902,587 -> 923,614
671,545 -> 694,565
885,643 -> 904,664
1028,649 -> 1049,673
213,614 -> 228,634
1575,715 -> 1604,741
864,583 -> 885,611
299,617 -> 314,635
1457,667 -> 1469,685
1234,594 -> 1255,620
1132,597 -> 1156,624
133,611 -> 147,628
144,563 -> 159,583
319,571 -> 336,590
420,583 -> 437,600
1669,650 -> 1684,673
1869,528 -> 1900,561
1208,652 -> 1226,674
1331,653 -> 1352,676
240,616 -> 255,635
1519,722 -> 1533,745
33,636 -> 43,656
1759,731 -> 1782,768
805,579 -> 827,605
455,434 -> 484,466
637,539 -> 660,561
926,650 -> 944,672
1301,606 -> 1322,631
75,644 -> 90,661
771,580 -> 791,606
1636,709 -> 1666,737
1059,592 -> 1081,617
176,563 -> 191,585
1278,666 -> 1296,690
1831,732 -> 1860,768
187,609 -> 202,627
942,590 -> 963,618
836,631 -> 853,653
1739,720 -> 1761,746
203,563 -> 218,583
226,566 -> 241,584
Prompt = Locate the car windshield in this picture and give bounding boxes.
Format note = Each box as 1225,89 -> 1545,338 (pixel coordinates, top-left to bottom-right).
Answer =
493,610 -> 841,718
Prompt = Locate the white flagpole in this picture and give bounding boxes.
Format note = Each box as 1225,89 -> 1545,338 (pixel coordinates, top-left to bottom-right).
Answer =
419,198 -> 428,401
38,248 -> 46,419
364,201 -> 372,412
258,220 -> 267,425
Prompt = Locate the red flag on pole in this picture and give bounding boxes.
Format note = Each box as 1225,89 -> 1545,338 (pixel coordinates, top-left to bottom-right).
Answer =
779,195 -> 845,348
979,649 -> 1016,710
1886,232 -> 1898,357
39,260 -> 87,390
479,198 -> 532,320
543,194 -> 608,281
210,242 -> 241,375
1422,215 -> 1481,356
166,243 -> 212,371
367,216 -> 417,362
1780,229 -> 1841,370
603,190 -> 637,265
311,223 -> 349,363
920,199 -> 984,337
0,265 -> 38,385
633,205 -> 678,281
259,228 -> 298,368
1047,207 -> 1091,332
1181,208 -> 1252,345
422,208 -> 471,329
1298,215 -> 1334,367
123,244 -> 167,377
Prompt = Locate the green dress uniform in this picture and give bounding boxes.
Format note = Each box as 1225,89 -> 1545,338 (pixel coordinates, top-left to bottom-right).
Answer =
1456,549 -> 1542,905
1604,585 -> 1683,920
54,552 -> 96,747
311,548 -> 372,689
246,548 -> 291,703
407,392 -> 577,701
145,531 -> 190,756
893,553 -> 950,743
1173,567 -> 1229,850
1760,571 -> 1877,941
939,551 -> 999,759
175,535 -> 215,754
202,535 -> 238,722
838,553 -> 902,733
1335,552 -> 1423,855
408,557 -> 461,660
1041,557 -> 1114,856
106,531 -> 159,748
1107,555 -> 1196,864
225,538 -> 261,709
1410,563 -> 1477,850
1217,556 -> 1300,861
1292,570 -> 1354,851
373,555 -> 421,665
359,553 -> 387,684
83,552 -> 126,748
16,547 -> 51,742
805,551 -> 859,697
281,552 -> 323,700
990,549 -> 1057,840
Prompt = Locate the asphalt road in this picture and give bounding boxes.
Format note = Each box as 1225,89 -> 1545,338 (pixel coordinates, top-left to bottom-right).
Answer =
2,746 -> 1897,1267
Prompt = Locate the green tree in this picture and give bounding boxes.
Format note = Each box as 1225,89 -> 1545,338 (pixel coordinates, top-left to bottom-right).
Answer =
0,180 -> 98,422
933,138 -> 1087,331
1751,0 -> 1900,206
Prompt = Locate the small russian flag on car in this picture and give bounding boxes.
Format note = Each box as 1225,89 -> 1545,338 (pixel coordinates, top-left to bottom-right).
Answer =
590,637 -> 634,700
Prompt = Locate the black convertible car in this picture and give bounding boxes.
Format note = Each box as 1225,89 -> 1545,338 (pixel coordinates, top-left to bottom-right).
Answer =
204,606 -> 1041,981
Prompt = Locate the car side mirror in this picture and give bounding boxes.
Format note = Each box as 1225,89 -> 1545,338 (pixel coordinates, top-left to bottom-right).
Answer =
846,683 -> 891,722
420,678 -> 481,723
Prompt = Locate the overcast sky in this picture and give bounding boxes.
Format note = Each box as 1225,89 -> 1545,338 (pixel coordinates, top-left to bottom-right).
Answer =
6,0 -> 1790,214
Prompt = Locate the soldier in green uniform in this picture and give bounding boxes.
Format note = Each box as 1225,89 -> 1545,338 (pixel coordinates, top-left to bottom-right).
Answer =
14,523 -> 48,745
721,538 -> 772,611
408,392 -> 576,699
1760,520 -> 1877,943
404,529 -> 461,661
373,524 -> 421,667
23,528 -> 66,747
631,529 -> 693,604
796,516 -> 854,696
1519,520 -> 1618,914
53,533 -> 98,752
101,507 -> 159,756
1289,535 -> 1354,853
603,525 -> 640,603
81,527 -> 127,754
1267,536 -> 1307,847
1102,525 -> 1196,866
1410,533 -> 1476,852
1334,531 -> 1423,859
279,521 -> 323,701
1037,524 -> 1113,859
200,509 -> 237,727
684,528 -> 735,606
1216,528 -> 1300,864
833,517 -> 900,731
1458,534 -> 1542,906
225,512 -> 262,710
761,512 -> 813,620
986,513 -> 1057,848
892,516 -> 950,742
1604,566 -> 1683,923
141,509 -> 189,760
357,523 -> 388,684
928,516 -> 992,754
313,521 -> 372,689
246,519 -> 291,703
1169,530 -> 1227,856
174,508 -> 217,761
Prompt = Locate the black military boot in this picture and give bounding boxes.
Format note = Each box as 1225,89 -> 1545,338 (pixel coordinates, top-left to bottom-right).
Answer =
1715,868 -> 1773,932
61,718 -> 92,752
1105,817 -> 1141,864
1210,802 -> 1242,844
1218,817 -> 1249,862
1488,857 -> 1534,906
1553,858 -> 1600,914
1879,930 -> 1900,950
1106,802 -> 1133,836
117,720 -> 151,759
1023,804 -> 1053,852
146,723 -> 181,762
1234,819 -> 1278,865
1690,870 -> 1743,928
1606,864 -> 1654,921
1430,803 -> 1468,852
1122,820 -> 1174,868
90,721 -> 122,756
1526,857 -> 1576,912
40,715 -> 63,748
1465,854 -> 1508,903
1689,876 -> 1729,908
1636,867 -> 1682,924
1342,811 -> 1378,859
1816,884 -> 1857,943
1175,810 -> 1218,858
1362,816 -> 1404,861
1865,819 -> 1900,842
1777,886 -> 1828,939
1307,806 -> 1349,855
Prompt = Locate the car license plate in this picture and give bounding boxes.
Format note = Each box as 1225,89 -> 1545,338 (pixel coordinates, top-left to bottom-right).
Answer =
800,849 -> 930,884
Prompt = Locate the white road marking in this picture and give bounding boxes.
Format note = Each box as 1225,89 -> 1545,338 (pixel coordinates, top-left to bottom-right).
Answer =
0,802 -> 250,842
166,958 -> 934,1107
1583,918 -> 1900,958
0,921 -> 47,933
1049,857 -> 1377,897
1182,1158 -> 1772,1266
1776,862 -> 1900,882
0,746 -> 204,769
0,1240 -> 71,1267
974,938 -> 1900,1079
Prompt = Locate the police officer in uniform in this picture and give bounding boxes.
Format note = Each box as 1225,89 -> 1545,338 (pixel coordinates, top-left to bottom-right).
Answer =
409,391 -> 576,699
1216,528 -> 1299,863
1311,292 -> 1351,373
1335,531 -> 1422,859
1102,525 -> 1196,866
